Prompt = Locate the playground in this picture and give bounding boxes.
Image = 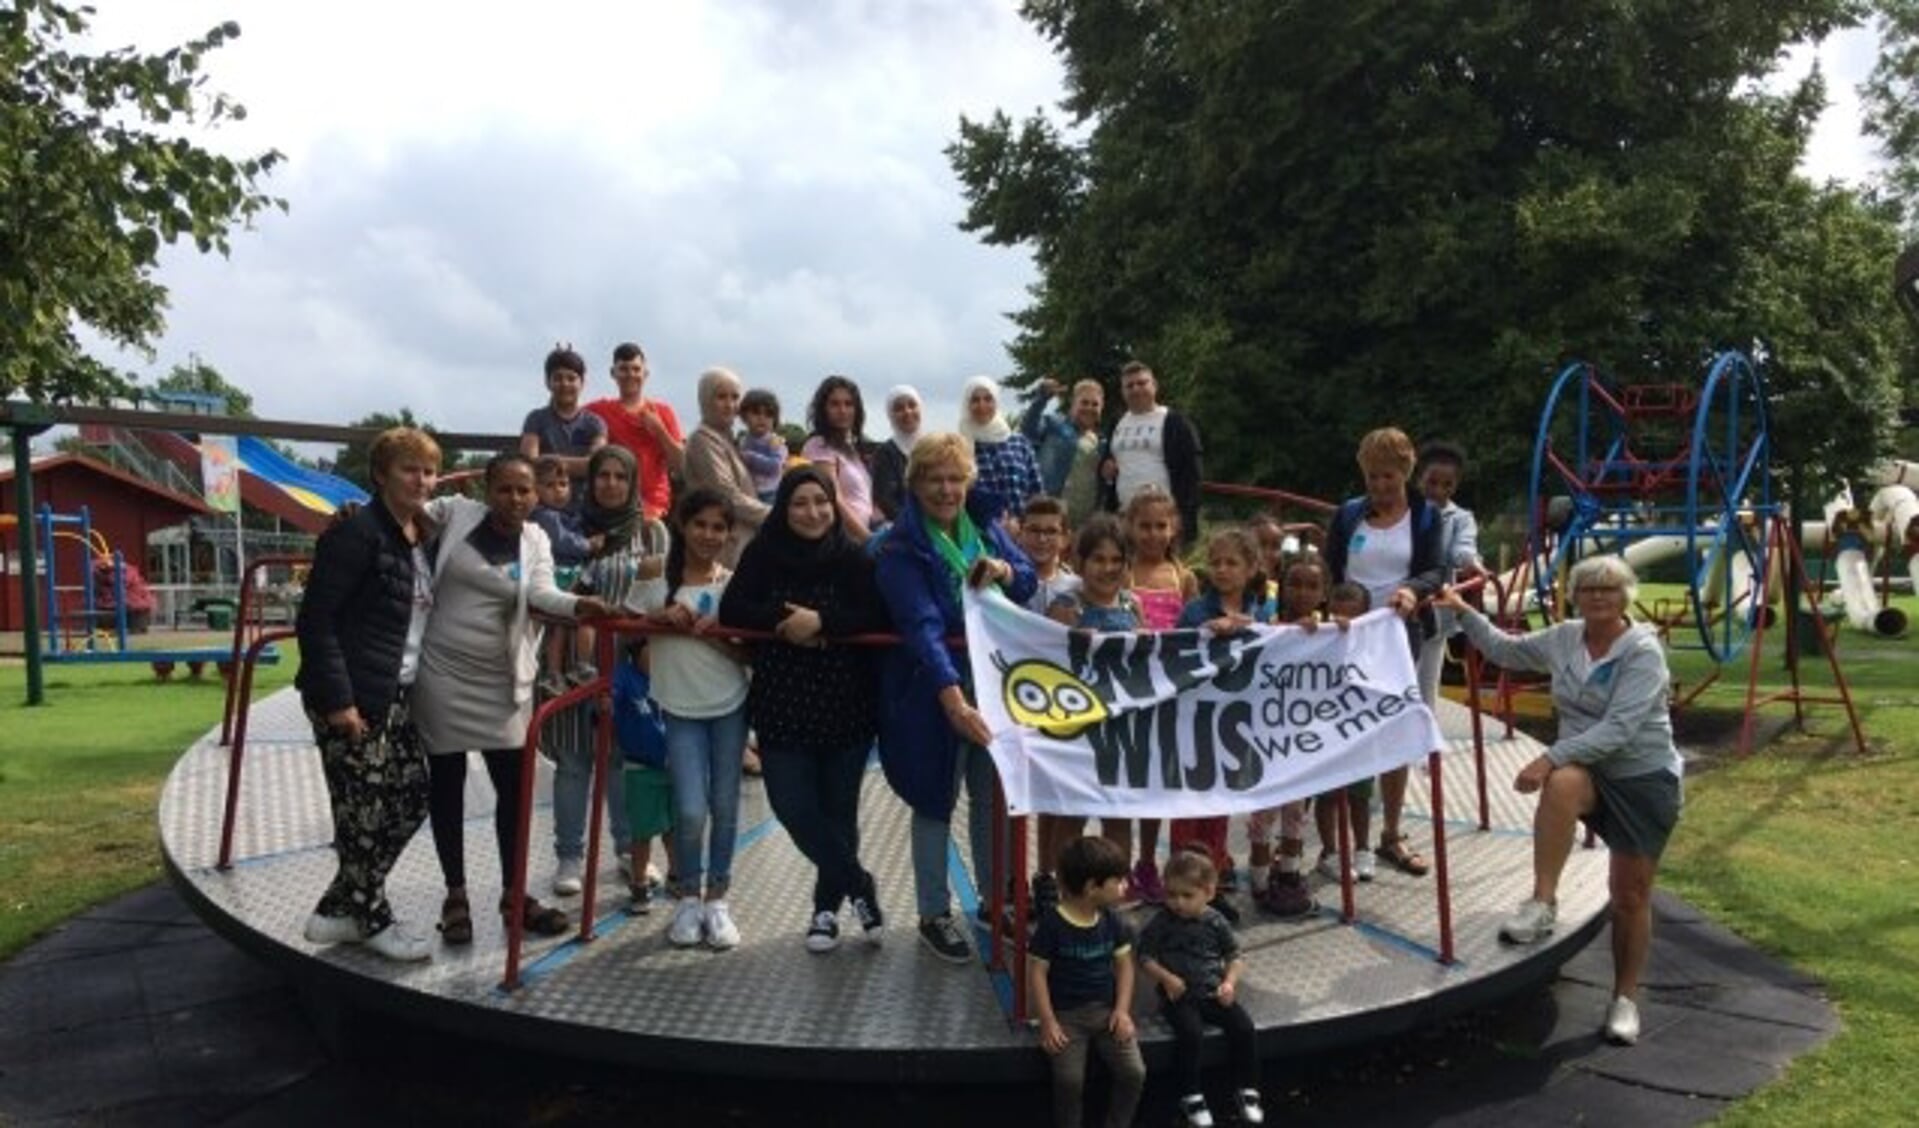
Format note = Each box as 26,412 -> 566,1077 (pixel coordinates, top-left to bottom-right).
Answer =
4,348 -> 1918,1126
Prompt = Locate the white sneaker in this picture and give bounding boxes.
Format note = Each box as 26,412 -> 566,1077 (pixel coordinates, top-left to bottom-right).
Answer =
1353,849 -> 1376,882
1604,995 -> 1641,1045
704,900 -> 741,951
552,857 -> 583,897
1314,851 -> 1344,881
1236,1089 -> 1266,1126
668,896 -> 704,948
1178,1093 -> 1215,1128
1499,898 -> 1557,944
363,922 -> 433,962
303,912 -> 363,946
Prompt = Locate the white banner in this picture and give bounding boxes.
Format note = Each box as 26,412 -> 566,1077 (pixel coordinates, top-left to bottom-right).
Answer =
963,590 -> 1445,818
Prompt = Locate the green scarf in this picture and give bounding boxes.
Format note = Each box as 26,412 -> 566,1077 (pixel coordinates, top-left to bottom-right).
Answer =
925,508 -> 985,598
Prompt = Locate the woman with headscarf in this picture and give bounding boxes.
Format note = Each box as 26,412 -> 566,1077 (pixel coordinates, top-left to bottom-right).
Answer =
870,384 -> 922,525
959,375 -> 1044,519
681,365 -> 770,565
801,374 -> 874,544
542,444 -> 671,899
719,466 -> 892,952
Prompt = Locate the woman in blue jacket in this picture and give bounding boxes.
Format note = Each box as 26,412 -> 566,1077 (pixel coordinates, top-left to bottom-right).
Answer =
875,432 -> 1037,964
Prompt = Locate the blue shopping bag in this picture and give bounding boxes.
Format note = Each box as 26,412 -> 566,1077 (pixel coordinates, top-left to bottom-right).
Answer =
611,655 -> 669,769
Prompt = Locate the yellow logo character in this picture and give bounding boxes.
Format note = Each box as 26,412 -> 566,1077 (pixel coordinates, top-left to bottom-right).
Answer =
996,655 -> 1109,738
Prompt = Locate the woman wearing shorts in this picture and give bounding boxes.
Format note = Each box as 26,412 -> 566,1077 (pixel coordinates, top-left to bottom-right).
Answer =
1435,554 -> 1682,1046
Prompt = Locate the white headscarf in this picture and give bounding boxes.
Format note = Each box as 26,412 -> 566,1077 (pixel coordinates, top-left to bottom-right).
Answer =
697,366 -> 744,429
885,384 -> 924,455
957,374 -> 1011,445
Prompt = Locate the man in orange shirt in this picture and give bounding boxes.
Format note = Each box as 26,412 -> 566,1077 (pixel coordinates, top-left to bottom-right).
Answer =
586,342 -> 685,518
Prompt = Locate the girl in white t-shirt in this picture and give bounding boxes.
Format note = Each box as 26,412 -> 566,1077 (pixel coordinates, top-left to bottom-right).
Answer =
624,486 -> 753,951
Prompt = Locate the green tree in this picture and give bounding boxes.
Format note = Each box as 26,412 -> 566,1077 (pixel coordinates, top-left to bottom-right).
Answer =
151,354 -> 254,417
950,0 -> 1911,508
332,409 -> 432,491
1,2 -> 283,404
1865,0 -> 1919,221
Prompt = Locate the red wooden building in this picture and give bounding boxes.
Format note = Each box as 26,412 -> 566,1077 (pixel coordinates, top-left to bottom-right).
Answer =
0,453 -> 212,631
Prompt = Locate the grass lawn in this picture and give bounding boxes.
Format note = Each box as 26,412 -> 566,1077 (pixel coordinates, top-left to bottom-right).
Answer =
1640,585 -> 1919,1126
0,649 -> 297,958
1,578 -> 1915,1123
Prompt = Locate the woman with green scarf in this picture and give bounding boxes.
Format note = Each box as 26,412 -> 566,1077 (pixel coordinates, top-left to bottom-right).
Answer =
875,432 -> 1037,964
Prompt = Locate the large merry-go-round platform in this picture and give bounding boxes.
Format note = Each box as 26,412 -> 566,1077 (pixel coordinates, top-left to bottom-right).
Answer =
160,689 -> 1609,1084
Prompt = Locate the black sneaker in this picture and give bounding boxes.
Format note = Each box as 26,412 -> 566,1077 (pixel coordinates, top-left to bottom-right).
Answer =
918,914 -> 972,964
973,902 -> 1018,938
805,910 -> 840,954
850,874 -> 884,944
1256,871 -> 1315,919
1209,894 -> 1242,926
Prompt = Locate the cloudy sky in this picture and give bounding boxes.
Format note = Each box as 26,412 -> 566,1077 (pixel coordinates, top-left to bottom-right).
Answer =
82,3 -> 1888,447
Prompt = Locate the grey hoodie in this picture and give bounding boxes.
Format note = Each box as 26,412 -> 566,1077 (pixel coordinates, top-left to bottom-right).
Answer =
1458,611 -> 1681,781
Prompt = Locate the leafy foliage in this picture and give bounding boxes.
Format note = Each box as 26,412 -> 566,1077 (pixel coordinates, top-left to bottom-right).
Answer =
332,409 -> 432,491
151,354 -> 253,417
950,0 -> 1912,510
0,1 -> 283,404
1865,0 -> 1919,218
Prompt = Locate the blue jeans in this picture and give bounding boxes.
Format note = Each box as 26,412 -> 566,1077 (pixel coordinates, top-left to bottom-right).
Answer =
911,742 -> 1003,920
551,714 -> 631,862
664,706 -> 748,898
759,740 -> 871,914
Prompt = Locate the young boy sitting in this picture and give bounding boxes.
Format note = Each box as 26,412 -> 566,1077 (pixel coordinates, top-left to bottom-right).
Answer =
737,389 -> 788,505
1139,850 -> 1263,1128
532,456 -> 602,695
1030,835 -> 1145,1128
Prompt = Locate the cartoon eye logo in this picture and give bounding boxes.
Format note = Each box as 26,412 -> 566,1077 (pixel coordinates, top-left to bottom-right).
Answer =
997,657 -> 1110,738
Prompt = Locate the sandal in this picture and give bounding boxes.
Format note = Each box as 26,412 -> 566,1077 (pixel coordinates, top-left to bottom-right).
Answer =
438,890 -> 473,945
1377,833 -> 1431,877
502,895 -> 571,937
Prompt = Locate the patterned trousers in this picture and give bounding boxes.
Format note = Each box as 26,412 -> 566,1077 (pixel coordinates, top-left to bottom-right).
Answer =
309,695 -> 431,934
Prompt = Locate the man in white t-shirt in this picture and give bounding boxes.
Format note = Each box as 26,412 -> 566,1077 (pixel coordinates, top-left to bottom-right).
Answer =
1098,361 -> 1203,547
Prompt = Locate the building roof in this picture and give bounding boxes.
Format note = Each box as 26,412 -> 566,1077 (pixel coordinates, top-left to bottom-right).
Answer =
0,452 -> 216,517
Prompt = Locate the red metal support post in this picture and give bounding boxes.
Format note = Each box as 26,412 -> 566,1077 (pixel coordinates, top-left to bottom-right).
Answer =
216,628 -> 298,870
1428,749 -> 1455,965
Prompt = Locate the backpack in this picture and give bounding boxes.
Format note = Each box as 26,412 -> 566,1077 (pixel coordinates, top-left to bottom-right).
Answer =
611,654 -> 668,769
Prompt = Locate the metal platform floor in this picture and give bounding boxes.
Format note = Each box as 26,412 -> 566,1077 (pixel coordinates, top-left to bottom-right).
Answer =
160,691 -> 1609,1082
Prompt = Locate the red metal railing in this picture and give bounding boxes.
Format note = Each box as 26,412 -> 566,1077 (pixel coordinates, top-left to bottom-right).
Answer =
1201,481 -> 1338,515
217,626 -> 299,870
221,555 -> 310,747
219,601 -> 1500,1009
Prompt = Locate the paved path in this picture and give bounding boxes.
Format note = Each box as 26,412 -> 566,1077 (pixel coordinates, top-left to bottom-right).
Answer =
0,884 -> 1835,1126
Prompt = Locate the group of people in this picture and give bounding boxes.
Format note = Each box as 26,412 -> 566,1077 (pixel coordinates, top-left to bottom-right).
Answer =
293,344 -> 1684,1128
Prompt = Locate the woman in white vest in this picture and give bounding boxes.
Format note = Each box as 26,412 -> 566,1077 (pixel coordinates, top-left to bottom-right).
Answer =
412,453 -> 610,946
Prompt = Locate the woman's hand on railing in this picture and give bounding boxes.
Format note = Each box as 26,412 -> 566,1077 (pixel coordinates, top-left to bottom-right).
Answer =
776,603 -> 825,647
1433,585 -> 1473,613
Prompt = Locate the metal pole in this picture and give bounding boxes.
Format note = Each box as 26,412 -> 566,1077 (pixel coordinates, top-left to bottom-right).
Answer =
12,426 -> 45,705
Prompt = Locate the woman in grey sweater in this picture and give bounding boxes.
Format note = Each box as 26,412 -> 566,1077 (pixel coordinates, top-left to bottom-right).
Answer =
1436,554 -> 1681,1047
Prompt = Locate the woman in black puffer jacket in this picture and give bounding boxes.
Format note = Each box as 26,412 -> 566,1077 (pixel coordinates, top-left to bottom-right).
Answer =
293,426 -> 443,962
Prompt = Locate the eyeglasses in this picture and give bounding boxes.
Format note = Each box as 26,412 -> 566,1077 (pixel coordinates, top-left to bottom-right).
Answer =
1575,585 -> 1625,596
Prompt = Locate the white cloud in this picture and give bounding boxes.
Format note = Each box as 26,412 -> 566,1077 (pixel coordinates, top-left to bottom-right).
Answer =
78,0 -> 1066,443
